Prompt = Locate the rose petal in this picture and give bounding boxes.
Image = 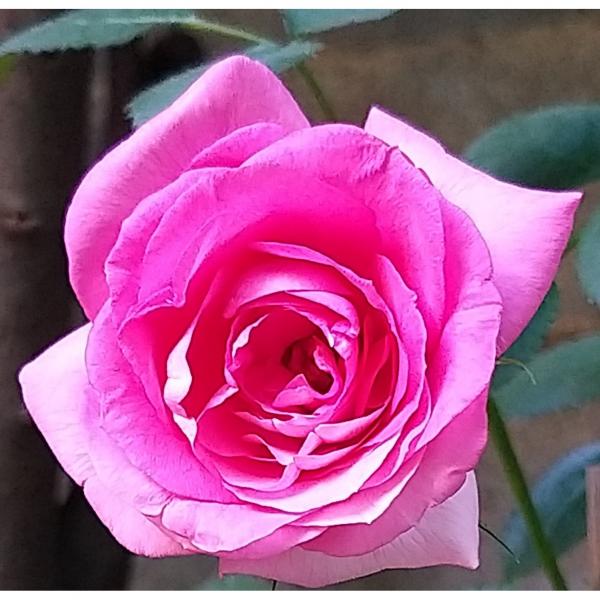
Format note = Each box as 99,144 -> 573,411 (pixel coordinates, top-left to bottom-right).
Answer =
245,124 -> 447,352
83,475 -> 187,558
301,394 -> 486,554
219,472 -> 479,588
219,524 -> 326,560
364,106 -> 581,352
189,122 -> 287,169
159,498 -> 301,554
18,324 -> 95,485
86,302 -> 234,502
418,198 -> 501,445
65,56 -> 308,318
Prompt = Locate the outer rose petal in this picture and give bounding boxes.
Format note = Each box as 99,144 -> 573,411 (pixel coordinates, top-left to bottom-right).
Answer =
19,324 -> 188,557
84,475 -> 187,558
364,106 -> 581,352
65,56 -> 309,319
301,394 -> 487,556
18,324 -> 95,485
219,472 -> 479,588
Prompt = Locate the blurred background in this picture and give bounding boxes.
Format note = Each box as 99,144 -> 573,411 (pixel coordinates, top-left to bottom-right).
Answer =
1,8 -> 600,590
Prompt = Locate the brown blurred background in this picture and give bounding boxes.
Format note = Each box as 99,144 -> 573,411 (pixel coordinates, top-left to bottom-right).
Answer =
1,8 -> 600,590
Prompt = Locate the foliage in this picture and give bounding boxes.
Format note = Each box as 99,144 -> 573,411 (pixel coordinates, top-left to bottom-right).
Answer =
3,8 -> 600,592
503,442 -> 600,580
465,104 -> 600,190
466,103 -> 600,589
494,335 -> 600,418
0,9 -> 196,54
576,206 -> 600,306
281,9 -> 397,36
0,8 -> 400,127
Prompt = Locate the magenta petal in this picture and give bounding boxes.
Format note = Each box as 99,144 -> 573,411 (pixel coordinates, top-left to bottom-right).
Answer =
18,324 -> 96,485
65,56 -> 308,318
190,122 -> 287,169
301,392 -> 487,554
224,434 -> 398,513
246,124 -> 447,350
86,303 -> 234,502
364,106 -> 581,352
419,199 -> 501,444
219,473 -> 479,588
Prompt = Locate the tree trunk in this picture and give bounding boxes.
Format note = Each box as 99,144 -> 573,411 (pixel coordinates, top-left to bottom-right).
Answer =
0,9 -> 90,589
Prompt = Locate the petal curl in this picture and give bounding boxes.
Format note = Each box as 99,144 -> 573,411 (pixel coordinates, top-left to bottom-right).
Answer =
364,106 -> 581,352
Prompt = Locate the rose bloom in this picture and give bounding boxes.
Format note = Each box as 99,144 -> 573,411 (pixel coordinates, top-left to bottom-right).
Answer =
19,57 -> 580,588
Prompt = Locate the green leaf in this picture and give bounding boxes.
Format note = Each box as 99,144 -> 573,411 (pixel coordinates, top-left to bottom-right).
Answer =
127,65 -> 205,128
0,54 -> 15,82
494,334 -> 600,418
464,104 -> 600,189
0,9 -> 195,55
281,9 -> 397,36
127,40 -> 322,127
197,574 -> 272,590
492,284 -> 559,390
576,207 -> 600,306
503,441 -> 600,581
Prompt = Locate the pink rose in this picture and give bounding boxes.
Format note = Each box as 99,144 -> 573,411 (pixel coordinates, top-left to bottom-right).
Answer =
19,56 -> 580,588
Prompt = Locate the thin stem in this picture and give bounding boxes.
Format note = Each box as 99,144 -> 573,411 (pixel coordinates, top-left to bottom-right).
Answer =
271,580 -> 278,591
181,19 -> 269,45
295,62 -> 338,122
487,397 -> 568,590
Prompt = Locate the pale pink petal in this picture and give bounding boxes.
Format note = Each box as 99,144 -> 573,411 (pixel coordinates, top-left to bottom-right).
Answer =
18,324 -> 95,485
364,106 -> 581,352
65,56 -> 308,318
159,499 -> 301,554
220,525 -> 326,560
86,422 -> 173,519
84,373 -> 300,558
83,475 -> 187,558
219,473 -> 479,588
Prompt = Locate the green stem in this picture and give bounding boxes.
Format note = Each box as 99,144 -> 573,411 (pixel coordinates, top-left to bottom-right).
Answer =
181,19 -> 269,45
487,397 -> 568,590
295,62 -> 338,122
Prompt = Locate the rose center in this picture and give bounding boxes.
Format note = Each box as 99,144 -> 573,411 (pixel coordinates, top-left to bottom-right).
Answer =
281,335 -> 334,395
